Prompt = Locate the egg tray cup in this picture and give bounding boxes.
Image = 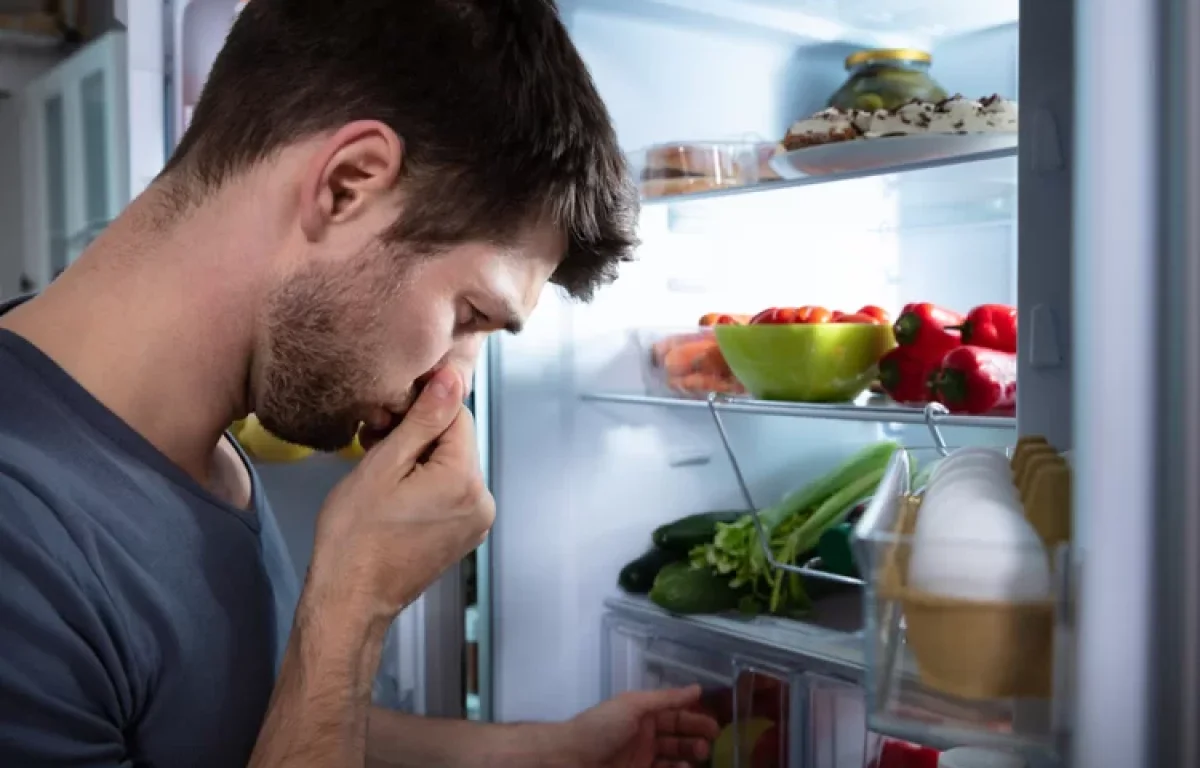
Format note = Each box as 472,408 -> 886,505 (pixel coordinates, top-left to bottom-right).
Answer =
876,497 -> 1055,702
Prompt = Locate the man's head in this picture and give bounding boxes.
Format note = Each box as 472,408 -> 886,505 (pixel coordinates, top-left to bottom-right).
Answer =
159,0 -> 637,451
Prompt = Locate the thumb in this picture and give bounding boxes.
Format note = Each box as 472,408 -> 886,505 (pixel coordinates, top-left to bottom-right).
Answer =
373,368 -> 463,473
620,685 -> 701,716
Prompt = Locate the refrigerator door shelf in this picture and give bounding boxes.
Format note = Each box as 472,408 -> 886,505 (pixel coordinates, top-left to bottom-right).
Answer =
852,452 -> 1066,760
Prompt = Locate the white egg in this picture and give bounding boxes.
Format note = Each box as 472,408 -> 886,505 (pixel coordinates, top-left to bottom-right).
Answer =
934,457 -> 1012,490
929,448 -> 1010,484
919,480 -> 1024,535
931,461 -> 1017,494
921,465 -> 1020,521
909,496 -> 1052,602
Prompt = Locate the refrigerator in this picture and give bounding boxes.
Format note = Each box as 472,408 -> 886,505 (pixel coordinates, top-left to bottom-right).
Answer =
11,0 -> 1200,765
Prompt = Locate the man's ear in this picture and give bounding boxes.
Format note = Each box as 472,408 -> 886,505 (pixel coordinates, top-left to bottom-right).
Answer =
299,120 -> 404,242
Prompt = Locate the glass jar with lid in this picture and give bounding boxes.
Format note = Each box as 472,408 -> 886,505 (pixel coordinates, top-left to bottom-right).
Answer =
827,48 -> 949,112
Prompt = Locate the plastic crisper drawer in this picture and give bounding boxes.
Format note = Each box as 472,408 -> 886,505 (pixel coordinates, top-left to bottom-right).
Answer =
807,673 -> 869,768
602,612 -> 796,767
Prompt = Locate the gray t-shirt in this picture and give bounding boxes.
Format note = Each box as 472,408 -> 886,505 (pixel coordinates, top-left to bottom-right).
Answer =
0,312 -> 301,766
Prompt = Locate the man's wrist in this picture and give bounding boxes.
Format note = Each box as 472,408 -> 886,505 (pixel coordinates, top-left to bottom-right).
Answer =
365,710 -> 582,768
301,561 -> 399,640
486,721 -> 581,768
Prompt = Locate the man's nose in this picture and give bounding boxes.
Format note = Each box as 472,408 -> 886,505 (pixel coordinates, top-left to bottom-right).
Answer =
445,338 -> 485,396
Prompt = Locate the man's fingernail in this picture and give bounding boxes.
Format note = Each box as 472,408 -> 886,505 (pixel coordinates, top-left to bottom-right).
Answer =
428,377 -> 451,399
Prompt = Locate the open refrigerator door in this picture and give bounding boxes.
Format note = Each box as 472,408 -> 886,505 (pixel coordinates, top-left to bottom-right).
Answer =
485,1 -> 1083,766
1073,1 -> 1200,767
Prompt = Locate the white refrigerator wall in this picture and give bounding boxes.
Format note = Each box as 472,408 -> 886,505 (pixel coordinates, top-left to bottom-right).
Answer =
490,11 -> 1019,722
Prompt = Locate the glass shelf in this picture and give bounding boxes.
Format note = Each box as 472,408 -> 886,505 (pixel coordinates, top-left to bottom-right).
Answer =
580,391 -> 1017,431
580,0 -> 1019,47
640,144 -> 1017,208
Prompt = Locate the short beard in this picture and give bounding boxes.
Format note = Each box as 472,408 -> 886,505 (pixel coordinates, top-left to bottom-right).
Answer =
253,249 -> 400,452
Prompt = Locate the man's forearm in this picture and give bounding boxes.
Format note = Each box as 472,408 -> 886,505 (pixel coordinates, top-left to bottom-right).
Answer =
248,596 -> 389,768
367,707 -> 576,768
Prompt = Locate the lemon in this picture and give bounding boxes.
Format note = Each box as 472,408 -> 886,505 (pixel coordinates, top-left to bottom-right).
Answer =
711,718 -> 775,768
337,432 -> 366,461
228,418 -> 247,441
235,414 -> 314,463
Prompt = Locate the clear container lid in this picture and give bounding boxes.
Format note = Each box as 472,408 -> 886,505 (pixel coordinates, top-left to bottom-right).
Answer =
630,142 -> 760,186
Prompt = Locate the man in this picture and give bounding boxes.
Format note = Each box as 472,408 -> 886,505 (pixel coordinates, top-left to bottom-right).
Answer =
0,1 -> 719,766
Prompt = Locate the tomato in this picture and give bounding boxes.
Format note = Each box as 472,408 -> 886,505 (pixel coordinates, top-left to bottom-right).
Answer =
857,305 -> 891,325
834,312 -> 878,324
699,313 -> 740,327
750,308 -> 777,324
805,307 -> 834,324
750,307 -> 802,324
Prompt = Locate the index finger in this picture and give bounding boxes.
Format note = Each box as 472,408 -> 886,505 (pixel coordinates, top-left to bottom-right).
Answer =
371,368 -> 463,474
425,403 -> 481,473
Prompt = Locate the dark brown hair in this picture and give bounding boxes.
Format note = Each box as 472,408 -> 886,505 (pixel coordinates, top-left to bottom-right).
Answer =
162,0 -> 637,300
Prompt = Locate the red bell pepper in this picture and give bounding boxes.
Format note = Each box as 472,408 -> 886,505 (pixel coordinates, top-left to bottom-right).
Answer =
949,303 -> 1018,353
932,345 -> 1017,414
893,303 -> 963,361
878,346 -> 936,405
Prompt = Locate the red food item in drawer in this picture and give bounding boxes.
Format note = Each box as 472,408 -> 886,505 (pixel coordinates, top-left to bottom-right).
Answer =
750,721 -> 787,768
869,739 -> 940,768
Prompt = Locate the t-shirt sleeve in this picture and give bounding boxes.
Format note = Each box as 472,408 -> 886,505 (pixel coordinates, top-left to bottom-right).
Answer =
0,476 -> 134,767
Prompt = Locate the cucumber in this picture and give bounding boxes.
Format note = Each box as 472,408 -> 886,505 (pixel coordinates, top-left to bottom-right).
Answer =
649,562 -> 744,615
817,522 -> 858,578
618,547 -> 683,594
652,510 -> 746,554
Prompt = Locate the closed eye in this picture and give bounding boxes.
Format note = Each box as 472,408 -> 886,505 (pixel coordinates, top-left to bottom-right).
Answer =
458,303 -> 489,331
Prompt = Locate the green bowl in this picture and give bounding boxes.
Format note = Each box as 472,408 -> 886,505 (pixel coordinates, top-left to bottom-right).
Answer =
714,323 -> 895,402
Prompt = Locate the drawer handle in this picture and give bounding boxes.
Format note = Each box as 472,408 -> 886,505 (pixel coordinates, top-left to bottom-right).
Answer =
642,650 -> 733,687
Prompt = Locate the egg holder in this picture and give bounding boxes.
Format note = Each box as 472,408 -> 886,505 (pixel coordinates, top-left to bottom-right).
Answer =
855,440 -> 1073,705
876,495 -> 1056,700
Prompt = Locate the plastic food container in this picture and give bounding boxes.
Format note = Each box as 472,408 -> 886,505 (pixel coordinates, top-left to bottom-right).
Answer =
603,612 -> 799,765
630,142 -> 760,199
827,49 -> 949,112
939,748 -> 1028,768
635,328 -> 744,399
